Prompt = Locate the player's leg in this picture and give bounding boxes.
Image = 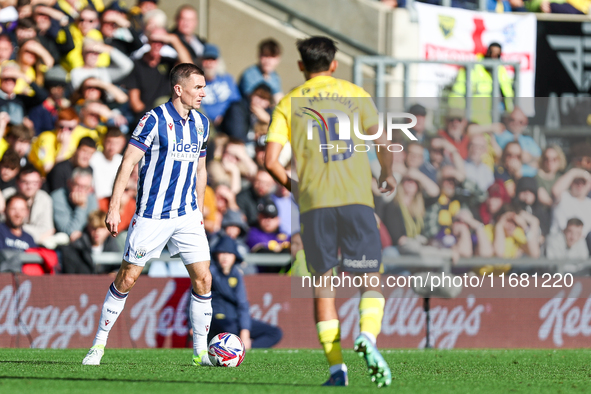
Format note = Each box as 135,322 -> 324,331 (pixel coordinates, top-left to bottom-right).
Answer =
301,208 -> 347,385
170,209 -> 212,366
339,205 -> 391,387
354,273 -> 391,387
82,260 -> 143,365
358,272 -> 385,348
83,214 -> 172,366
185,260 -> 213,366
312,275 -> 348,386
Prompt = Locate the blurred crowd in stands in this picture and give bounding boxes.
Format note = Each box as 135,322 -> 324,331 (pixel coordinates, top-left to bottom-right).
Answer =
0,0 -> 587,277
0,0 -> 292,274
376,102 -> 591,276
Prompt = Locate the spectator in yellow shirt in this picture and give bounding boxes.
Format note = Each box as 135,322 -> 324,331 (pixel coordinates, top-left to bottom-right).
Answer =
61,7 -> 109,72
29,107 -> 98,175
14,39 -> 55,96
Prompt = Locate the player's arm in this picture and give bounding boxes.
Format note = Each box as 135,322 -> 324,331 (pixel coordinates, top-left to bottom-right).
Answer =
366,124 -> 397,195
265,102 -> 293,191
265,142 -> 291,191
106,145 -> 145,236
196,156 -> 207,214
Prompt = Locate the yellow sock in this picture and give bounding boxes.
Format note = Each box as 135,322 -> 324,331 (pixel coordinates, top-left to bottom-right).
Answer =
359,291 -> 385,340
317,319 -> 343,367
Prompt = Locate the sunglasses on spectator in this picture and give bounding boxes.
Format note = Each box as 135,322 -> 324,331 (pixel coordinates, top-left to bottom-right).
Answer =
80,18 -> 97,23
447,117 -> 463,122
505,152 -> 521,159
1,77 -> 16,82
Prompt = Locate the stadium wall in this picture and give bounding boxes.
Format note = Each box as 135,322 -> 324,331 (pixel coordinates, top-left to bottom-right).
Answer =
0,274 -> 590,350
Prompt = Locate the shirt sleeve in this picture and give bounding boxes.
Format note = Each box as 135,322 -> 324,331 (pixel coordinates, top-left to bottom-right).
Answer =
266,98 -> 290,146
130,112 -> 157,151
200,115 -> 210,158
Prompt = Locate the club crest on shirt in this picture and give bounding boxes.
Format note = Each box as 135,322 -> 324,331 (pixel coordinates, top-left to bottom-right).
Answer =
135,248 -> 147,259
197,125 -> 204,136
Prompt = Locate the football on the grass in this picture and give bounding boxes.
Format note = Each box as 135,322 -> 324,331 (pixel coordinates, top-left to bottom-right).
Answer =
208,332 -> 245,367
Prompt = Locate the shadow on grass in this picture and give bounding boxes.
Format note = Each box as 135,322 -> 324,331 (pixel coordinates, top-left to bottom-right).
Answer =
0,375 -> 320,387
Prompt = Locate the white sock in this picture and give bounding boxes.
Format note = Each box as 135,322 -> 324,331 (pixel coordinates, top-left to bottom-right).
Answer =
361,331 -> 376,346
191,289 -> 212,363
92,283 -> 128,347
329,363 -> 347,375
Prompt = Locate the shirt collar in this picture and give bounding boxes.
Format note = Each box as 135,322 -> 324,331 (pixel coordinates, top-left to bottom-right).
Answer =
165,100 -> 194,123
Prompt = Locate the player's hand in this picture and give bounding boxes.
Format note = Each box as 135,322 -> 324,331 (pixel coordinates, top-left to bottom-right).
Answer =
240,329 -> 252,350
378,172 -> 397,196
105,209 -> 121,237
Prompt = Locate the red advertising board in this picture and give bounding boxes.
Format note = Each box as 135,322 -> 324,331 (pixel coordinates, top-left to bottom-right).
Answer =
0,274 -> 590,349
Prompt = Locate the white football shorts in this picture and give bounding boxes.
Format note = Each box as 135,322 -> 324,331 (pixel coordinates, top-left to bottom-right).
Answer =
123,209 -> 210,266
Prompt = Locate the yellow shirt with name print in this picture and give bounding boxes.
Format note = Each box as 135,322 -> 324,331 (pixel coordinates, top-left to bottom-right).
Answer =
267,75 -> 379,214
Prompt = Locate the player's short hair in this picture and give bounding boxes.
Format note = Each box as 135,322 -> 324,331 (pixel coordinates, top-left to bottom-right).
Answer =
259,39 -> 281,57
57,107 -> 79,123
567,218 -> 584,228
296,36 -> 337,74
87,210 -> 107,229
170,63 -> 204,93
0,148 -> 20,170
6,192 -> 29,209
6,124 -> 34,142
77,136 -> 97,150
17,163 -> 40,180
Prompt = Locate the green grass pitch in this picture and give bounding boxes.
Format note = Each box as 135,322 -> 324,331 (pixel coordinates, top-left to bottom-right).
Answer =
0,348 -> 590,393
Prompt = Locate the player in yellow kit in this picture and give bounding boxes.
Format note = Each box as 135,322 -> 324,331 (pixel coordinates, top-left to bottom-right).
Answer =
265,36 -> 396,387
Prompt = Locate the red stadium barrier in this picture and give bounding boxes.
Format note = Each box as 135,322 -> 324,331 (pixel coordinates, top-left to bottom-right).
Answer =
0,274 -> 590,349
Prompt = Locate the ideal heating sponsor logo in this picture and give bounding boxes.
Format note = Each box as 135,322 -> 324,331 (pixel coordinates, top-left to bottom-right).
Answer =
302,107 -> 417,161
170,139 -> 200,161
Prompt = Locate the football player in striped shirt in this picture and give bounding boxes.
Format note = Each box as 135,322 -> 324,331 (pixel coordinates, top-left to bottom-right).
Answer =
83,63 -> 214,367
265,36 -> 397,387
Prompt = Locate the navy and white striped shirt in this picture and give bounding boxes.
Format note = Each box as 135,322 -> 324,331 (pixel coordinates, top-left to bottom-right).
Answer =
129,100 -> 209,219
